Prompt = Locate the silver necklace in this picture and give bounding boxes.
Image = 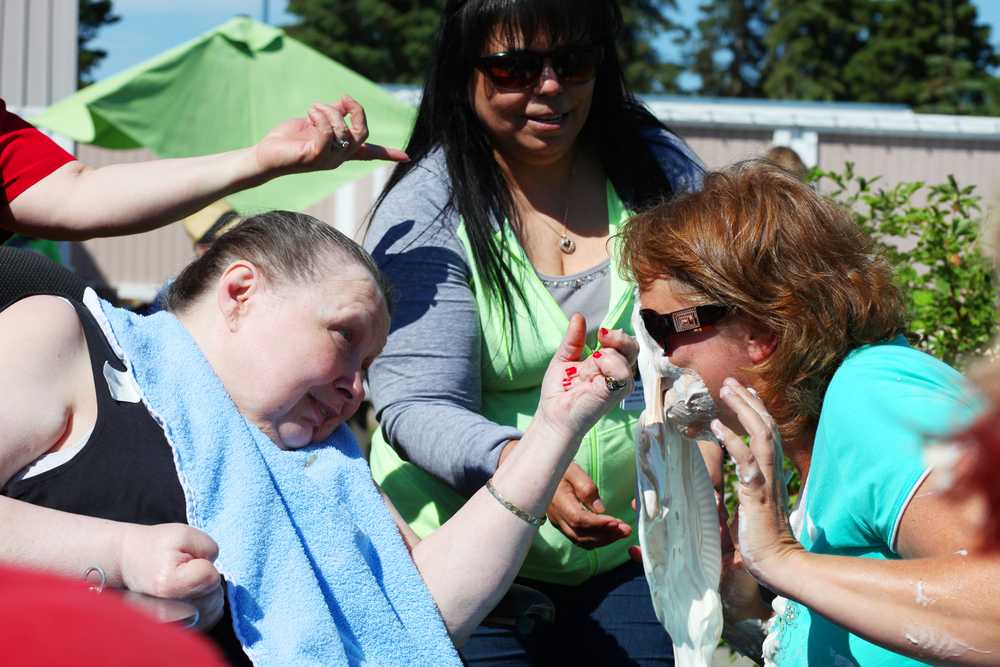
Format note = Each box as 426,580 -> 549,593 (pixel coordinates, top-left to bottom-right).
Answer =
538,160 -> 576,254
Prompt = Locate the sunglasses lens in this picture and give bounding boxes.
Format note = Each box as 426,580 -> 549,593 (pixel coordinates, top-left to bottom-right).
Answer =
481,53 -> 542,88
552,47 -> 602,82
640,310 -> 671,353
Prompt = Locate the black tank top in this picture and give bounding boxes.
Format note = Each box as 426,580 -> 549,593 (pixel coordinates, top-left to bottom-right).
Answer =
0,246 -> 86,313
2,300 -> 186,522
1,299 -> 251,667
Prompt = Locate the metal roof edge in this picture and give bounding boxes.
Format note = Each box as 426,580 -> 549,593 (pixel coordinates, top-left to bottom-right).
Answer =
646,100 -> 1000,141
385,85 -> 1000,142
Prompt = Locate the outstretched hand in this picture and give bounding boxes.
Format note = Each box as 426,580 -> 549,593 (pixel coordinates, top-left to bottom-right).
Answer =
254,95 -> 409,177
535,314 -> 638,443
711,378 -> 803,587
527,315 -> 637,548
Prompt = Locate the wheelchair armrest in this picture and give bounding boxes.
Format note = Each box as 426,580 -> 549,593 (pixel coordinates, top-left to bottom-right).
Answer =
482,583 -> 555,638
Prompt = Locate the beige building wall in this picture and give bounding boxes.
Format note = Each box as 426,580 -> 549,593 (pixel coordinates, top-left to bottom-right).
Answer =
1,0 -> 78,108
676,127 -> 773,169
817,133 -> 1000,206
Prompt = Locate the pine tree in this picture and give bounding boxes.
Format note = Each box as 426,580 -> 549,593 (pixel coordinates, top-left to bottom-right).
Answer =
843,0 -> 998,114
617,0 -> 687,93
763,0 -> 865,102
284,0 -> 443,84
78,0 -> 120,87
283,0 -> 685,92
760,0 -> 998,114
689,0 -> 773,98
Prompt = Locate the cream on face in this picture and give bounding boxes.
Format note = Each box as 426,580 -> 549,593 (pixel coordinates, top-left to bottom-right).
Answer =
639,279 -> 754,436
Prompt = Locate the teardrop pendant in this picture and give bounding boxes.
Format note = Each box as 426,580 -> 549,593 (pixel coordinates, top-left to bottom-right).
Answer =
559,235 -> 576,254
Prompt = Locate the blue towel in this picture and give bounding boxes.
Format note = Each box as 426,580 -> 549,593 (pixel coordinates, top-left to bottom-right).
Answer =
96,299 -> 460,667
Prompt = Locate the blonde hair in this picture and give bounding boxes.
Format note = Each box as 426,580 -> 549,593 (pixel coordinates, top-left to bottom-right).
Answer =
621,161 -> 904,441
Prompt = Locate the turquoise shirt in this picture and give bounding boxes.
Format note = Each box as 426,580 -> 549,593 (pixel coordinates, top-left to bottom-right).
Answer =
769,337 -> 974,666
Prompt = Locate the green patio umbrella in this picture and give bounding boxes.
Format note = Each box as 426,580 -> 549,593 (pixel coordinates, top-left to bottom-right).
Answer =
31,16 -> 415,215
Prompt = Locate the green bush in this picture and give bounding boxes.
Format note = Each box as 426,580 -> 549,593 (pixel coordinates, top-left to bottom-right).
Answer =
814,163 -> 997,369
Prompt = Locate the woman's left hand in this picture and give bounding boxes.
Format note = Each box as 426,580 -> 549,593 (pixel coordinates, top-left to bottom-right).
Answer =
535,314 -> 638,443
711,378 -> 804,588
254,95 -> 409,177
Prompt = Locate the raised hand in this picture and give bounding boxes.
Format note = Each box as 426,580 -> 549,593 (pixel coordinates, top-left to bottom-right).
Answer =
119,523 -> 224,630
254,95 -> 409,177
711,377 -> 803,586
524,316 -> 637,548
535,315 -> 638,441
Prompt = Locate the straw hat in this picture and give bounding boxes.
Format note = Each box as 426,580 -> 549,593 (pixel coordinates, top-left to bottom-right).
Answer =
181,201 -> 241,245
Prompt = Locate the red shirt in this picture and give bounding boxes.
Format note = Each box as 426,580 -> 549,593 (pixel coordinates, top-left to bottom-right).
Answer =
1,99 -> 76,242
0,565 -> 226,667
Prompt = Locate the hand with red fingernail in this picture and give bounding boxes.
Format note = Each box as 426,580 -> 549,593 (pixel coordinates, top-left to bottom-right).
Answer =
517,314 -> 639,549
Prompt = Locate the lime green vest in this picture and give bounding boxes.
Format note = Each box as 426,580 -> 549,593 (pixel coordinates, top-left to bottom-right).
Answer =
371,182 -> 641,585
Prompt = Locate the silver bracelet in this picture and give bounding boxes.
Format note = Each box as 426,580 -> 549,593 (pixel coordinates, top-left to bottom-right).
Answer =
485,478 -> 547,528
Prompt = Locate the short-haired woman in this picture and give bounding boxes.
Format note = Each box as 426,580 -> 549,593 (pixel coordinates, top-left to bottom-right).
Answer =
621,161 -> 1000,666
0,212 -> 635,665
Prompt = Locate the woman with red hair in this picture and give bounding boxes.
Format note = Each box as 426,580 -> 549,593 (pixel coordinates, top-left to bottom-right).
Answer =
621,161 -> 1000,666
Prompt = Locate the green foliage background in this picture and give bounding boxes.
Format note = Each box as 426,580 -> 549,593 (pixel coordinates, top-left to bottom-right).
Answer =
690,0 -> 999,115
817,165 -> 997,368
283,0 -> 686,93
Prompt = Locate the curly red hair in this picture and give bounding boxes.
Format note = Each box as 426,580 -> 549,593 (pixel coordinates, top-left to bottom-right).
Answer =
620,161 -> 905,442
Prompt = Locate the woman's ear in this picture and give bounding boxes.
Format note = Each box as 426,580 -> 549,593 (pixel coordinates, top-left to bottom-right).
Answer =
746,322 -> 779,364
216,261 -> 260,332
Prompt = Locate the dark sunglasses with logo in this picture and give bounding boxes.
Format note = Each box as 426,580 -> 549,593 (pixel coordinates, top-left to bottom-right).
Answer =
640,304 -> 731,355
474,45 -> 604,90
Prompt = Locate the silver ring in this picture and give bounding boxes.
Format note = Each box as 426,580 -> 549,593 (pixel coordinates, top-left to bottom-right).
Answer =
604,376 -> 627,393
331,137 -> 351,151
84,565 -> 107,593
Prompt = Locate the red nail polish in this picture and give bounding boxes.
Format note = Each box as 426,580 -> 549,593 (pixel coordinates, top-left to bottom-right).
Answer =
566,367 -> 577,376
593,351 -> 602,359
599,328 -> 608,337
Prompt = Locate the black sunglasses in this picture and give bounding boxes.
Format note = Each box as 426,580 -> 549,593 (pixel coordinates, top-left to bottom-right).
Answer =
640,305 -> 731,355
474,46 -> 604,90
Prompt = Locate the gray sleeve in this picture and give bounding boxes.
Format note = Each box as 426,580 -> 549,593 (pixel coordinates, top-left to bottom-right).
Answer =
364,156 -> 522,496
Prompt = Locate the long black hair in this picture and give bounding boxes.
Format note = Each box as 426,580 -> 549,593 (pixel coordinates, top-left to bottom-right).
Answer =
370,0 -> 678,328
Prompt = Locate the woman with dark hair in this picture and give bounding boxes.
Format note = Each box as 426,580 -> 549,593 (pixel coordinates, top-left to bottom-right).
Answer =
621,161 -> 1000,666
364,0 -> 703,662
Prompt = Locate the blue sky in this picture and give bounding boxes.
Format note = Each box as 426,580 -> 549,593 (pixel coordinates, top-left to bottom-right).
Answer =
91,0 -> 1000,88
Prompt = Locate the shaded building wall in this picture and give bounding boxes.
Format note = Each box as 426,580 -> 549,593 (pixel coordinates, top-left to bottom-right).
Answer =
676,126 -> 1000,210
676,128 -> 773,169
0,0 -> 77,109
817,134 -> 1000,206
